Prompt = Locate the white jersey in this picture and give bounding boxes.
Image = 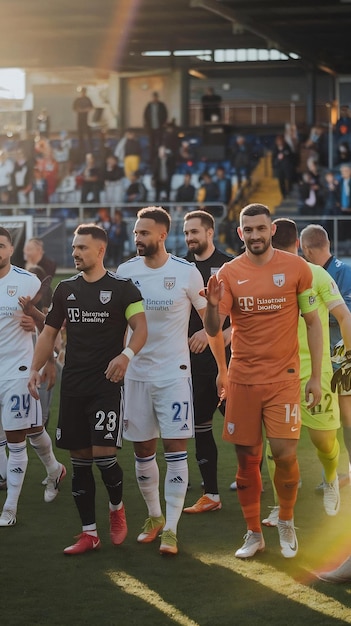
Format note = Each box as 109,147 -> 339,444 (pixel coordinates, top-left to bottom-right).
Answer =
117,254 -> 206,381
0,265 -> 40,380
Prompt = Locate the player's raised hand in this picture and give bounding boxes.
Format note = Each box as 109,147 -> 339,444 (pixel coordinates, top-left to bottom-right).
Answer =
200,274 -> 224,306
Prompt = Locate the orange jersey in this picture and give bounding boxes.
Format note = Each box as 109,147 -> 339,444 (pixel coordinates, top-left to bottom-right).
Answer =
217,249 -> 316,384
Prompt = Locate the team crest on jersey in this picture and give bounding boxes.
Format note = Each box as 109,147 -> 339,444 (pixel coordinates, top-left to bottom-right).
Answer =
164,277 -> 176,290
7,285 -> 17,297
99,290 -> 112,304
227,422 -> 235,435
273,273 -> 285,287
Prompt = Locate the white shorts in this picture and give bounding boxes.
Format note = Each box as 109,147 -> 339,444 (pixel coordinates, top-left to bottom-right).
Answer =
0,379 -> 43,432
122,377 -> 194,442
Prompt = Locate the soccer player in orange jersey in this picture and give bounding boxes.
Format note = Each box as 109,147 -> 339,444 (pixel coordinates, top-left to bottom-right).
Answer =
203,203 -> 323,559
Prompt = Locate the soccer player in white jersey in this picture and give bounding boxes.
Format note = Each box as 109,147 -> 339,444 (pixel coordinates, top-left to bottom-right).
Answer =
0,226 -> 65,527
117,206 -> 207,555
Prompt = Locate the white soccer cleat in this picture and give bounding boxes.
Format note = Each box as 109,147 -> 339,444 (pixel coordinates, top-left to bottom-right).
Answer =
0,509 -> 16,526
262,506 -> 279,527
277,518 -> 298,558
317,556 -> 351,583
44,463 -> 66,503
235,530 -> 265,558
323,477 -> 340,516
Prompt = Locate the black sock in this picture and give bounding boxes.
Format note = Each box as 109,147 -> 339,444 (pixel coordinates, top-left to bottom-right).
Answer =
195,424 -> 218,494
71,457 -> 95,526
94,456 -> 123,506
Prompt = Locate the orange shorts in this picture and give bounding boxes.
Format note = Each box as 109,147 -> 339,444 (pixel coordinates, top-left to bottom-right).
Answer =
223,379 -> 301,446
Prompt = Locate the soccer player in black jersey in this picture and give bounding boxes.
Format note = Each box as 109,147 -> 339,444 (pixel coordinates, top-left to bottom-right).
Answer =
28,224 -> 147,555
183,210 -> 232,514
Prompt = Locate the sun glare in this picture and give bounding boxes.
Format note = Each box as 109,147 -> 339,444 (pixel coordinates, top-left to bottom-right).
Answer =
0,68 -> 25,99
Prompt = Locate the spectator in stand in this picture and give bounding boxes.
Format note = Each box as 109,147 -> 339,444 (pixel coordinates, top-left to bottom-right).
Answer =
143,92 -> 168,162
197,171 -> 220,205
152,144 -> 175,202
304,125 -> 329,167
271,134 -> 294,199
36,108 -> 50,138
81,153 -> 101,204
73,86 -> 94,157
335,105 -> 351,143
32,166 -> 48,204
175,172 -> 196,204
123,129 -> 142,181
0,149 -> 14,204
10,148 -> 32,205
125,170 -> 147,204
95,207 -> 111,232
298,172 -> 320,216
231,135 -> 251,187
338,164 -> 351,213
23,237 -> 57,284
284,123 -> 300,181
321,170 -> 340,240
179,140 -> 195,166
107,209 -> 128,267
163,122 -> 179,160
335,141 -> 351,166
53,131 -> 72,181
201,87 -> 222,123
35,145 -> 59,201
102,154 -> 125,204
215,166 -> 232,205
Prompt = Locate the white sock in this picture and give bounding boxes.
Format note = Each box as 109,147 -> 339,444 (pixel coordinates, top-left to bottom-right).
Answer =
135,453 -> 162,518
204,493 -> 220,502
82,523 -> 98,537
4,441 -> 28,512
28,429 -> 60,477
164,451 -> 188,534
0,436 -> 8,481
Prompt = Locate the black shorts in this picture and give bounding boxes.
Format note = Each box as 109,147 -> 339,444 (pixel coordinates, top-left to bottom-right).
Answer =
192,373 -> 219,425
56,391 -> 123,450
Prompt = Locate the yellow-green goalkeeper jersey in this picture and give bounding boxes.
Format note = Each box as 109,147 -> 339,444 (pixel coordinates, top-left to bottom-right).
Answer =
299,263 -> 343,380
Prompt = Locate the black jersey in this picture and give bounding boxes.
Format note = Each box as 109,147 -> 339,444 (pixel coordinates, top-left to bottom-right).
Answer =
186,248 -> 232,374
46,271 -> 143,395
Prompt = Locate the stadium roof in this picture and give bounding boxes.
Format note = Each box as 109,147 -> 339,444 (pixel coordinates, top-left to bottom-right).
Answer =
1,0 -> 351,76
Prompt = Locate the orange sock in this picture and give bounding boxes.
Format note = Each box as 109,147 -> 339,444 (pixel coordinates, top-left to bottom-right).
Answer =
273,454 -> 299,521
236,452 -> 262,532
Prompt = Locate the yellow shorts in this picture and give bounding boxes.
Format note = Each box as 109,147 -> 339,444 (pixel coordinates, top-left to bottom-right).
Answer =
300,370 -> 340,430
223,378 -> 301,446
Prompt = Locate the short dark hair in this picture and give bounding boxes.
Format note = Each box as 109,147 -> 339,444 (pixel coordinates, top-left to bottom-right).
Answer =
0,226 -> 12,244
272,218 -> 298,250
137,206 -> 171,233
184,210 -> 214,230
74,223 -> 108,244
240,203 -> 271,225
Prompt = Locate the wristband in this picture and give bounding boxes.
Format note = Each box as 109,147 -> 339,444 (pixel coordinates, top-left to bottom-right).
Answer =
122,347 -> 135,361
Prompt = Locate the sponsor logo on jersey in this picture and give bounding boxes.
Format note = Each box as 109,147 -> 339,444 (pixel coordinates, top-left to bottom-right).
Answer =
123,419 -> 128,430
134,280 -> 141,287
211,267 -> 220,275
7,286 -> 17,297
273,273 -> 285,287
67,293 -> 76,300
100,290 -> 112,304
56,428 -> 61,441
309,295 -> 316,305
237,279 -> 249,285
164,277 -> 176,290
227,422 -> 235,435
